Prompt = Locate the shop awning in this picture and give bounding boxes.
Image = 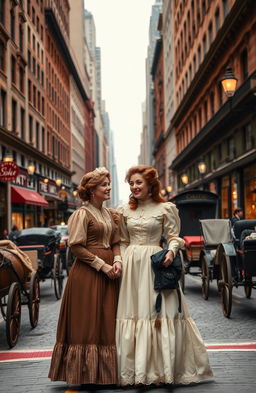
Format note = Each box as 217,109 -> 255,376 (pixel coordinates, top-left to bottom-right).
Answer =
11,186 -> 48,207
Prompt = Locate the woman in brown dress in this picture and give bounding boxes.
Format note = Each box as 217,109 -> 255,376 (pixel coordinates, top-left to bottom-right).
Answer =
48,167 -> 122,385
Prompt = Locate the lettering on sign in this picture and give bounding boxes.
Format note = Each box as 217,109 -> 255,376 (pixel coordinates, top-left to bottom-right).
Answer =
49,184 -> 57,194
0,162 -> 20,181
39,181 -> 48,193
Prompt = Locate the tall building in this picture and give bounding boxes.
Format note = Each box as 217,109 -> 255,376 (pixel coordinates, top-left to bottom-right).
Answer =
0,0 -> 94,232
84,9 -> 105,167
170,0 -> 256,218
69,0 -> 93,187
162,0 -> 177,192
139,0 -> 162,165
151,16 -> 166,187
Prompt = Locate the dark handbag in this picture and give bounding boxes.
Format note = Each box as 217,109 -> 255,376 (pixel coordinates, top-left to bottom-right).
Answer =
151,249 -> 182,318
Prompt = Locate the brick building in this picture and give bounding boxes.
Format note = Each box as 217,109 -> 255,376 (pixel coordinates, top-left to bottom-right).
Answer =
168,0 -> 256,218
151,27 -> 166,188
0,0 -> 95,232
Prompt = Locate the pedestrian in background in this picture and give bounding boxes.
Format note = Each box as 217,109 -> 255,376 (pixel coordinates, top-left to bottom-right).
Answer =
8,225 -> 20,242
230,207 -> 243,227
116,165 -> 213,386
0,229 -> 9,240
48,167 -> 122,385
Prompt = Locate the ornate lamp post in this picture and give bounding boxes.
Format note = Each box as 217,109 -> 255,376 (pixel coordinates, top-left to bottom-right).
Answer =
55,178 -> 62,187
3,150 -> 13,162
198,161 -> 207,175
160,185 -> 173,200
221,66 -> 238,98
27,161 -> 35,175
181,173 -> 189,186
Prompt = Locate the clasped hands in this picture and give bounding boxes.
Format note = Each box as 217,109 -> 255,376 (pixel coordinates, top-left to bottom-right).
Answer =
162,250 -> 174,267
101,261 -> 122,279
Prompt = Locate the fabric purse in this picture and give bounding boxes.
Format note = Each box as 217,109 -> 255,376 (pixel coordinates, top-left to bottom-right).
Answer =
151,249 -> 182,327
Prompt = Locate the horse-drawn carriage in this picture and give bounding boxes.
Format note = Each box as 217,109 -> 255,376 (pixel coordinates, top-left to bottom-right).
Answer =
15,228 -> 64,299
171,190 -> 218,291
0,241 -> 40,347
217,219 -> 256,317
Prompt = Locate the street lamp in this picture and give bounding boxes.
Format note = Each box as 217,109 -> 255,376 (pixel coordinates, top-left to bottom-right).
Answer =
221,66 -> 238,98
198,161 -> 207,175
27,161 -> 35,175
55,178 -> 62,186
181,173 -> 189,185
160,185 -> 173,199
43,178 -> 49,184
3,150 -> 13,162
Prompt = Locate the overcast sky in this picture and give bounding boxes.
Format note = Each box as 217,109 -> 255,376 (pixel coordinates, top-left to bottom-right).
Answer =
84,0 -> 155,203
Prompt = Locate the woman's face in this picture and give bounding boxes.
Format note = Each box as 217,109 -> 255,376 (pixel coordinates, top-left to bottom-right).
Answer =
129,173 -> 150,201
93,176 -> 111,202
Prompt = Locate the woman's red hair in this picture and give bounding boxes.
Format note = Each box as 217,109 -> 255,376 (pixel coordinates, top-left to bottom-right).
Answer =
125,165 -> 165,210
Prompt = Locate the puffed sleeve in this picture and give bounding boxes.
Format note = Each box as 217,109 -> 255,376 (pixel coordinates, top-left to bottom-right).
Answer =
116,205 -> 130,256
67,208 -> 106,271
163,202 -> 185,256
108,208 -> 122,263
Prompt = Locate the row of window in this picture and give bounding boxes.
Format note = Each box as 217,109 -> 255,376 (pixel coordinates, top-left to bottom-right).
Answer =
27,49 -> 44,87
181,123 -> 254,186
47,127 -> 70,167
176,1 -> 229,94
176,47 -> 249,153
28,78 -> 45,116
46,35 -> 69,86
28,25 -> 44,59
27,0 -> 44,38
47,104 -> 69,137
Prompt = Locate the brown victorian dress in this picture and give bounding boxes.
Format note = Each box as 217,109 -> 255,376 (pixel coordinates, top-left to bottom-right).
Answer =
48,203 -> 121,385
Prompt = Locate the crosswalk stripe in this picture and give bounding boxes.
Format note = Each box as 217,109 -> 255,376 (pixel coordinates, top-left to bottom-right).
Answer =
1,342 -> 256,362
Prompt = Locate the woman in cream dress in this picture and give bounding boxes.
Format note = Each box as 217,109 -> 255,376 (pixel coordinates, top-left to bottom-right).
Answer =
116,165 -> 213,386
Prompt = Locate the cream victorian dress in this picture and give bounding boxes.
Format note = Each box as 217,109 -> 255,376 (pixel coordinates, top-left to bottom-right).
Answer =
116,200 -> 213,385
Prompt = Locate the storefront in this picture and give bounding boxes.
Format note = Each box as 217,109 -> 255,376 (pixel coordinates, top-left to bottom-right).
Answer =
0,181 -> 8,235
39,179 -> 61,226
11,169 -> 48,229
244,164 -> 256,219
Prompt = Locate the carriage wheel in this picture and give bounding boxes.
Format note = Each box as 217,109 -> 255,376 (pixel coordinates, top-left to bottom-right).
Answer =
201,255 -> 210,300
6,282 -> 21,348
219,251 -> 233,318
179,250 -> 185,293
53,254 -> 63,300
65,246 -> 74,276
29,273 -> 40,328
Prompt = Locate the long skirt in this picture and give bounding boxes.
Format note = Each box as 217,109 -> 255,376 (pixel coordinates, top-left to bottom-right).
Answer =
116,244 -> 213,385
48,247 -> 119,384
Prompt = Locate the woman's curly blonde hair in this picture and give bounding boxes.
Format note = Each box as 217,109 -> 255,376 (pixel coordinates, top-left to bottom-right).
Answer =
78,167 -> 111,202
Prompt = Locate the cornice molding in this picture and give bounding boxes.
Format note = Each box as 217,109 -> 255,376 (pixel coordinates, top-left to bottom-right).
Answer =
0,126 -> 72,177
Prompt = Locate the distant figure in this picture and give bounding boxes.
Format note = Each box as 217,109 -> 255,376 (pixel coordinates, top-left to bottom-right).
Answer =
9,225 -> 20,242
230,207 -> 243,227
0,229 -> 9,240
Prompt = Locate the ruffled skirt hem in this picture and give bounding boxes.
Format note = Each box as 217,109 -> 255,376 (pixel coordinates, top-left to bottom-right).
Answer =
48,343 -> 118,385
119,371 -> 214,386
116,316 -> 213,386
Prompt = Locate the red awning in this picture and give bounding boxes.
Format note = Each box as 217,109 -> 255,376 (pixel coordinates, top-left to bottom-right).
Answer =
11,186 -> 48,207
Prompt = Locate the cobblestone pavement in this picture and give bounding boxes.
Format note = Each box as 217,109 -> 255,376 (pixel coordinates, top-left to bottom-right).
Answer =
0,273 -> 256,393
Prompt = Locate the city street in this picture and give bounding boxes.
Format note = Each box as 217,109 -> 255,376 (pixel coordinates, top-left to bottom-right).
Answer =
0,273 -> 256,393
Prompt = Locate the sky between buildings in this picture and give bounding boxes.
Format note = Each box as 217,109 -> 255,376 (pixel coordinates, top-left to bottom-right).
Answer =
84,0 -> 155,203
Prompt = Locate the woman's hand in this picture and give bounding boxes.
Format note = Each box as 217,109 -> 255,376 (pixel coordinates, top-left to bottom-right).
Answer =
101,264 -> 116,279
113,261 -> 122,278
162,250 -> 174,268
